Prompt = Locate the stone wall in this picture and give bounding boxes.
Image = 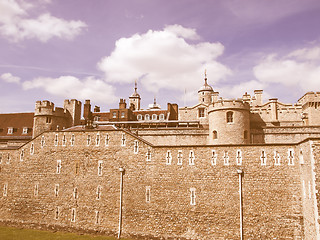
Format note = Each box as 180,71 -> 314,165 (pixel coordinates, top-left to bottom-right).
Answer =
0,129 -> 316,239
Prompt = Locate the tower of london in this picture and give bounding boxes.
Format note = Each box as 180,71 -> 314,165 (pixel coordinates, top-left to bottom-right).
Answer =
1,74 -> 320,239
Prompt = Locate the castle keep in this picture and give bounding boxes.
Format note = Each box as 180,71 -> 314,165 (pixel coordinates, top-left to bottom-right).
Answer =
2,75 -> 320,239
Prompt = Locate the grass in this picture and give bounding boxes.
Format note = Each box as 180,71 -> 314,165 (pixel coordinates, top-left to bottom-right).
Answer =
0,226 -> 132,240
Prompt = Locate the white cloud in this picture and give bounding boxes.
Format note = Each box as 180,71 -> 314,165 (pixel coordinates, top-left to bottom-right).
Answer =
253,46 -> 320,92
0,0 -> 87,42
288,47 -> 320,61
98,25 -> 231,94
0,72 -> 21,83
22,76 -> 117,103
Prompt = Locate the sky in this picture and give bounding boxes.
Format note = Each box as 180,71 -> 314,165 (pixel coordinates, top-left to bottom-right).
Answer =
1,0 -> 320,113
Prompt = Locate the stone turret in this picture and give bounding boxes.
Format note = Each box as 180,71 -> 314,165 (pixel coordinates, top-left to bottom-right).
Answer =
208,99 -> 250,144
129,80 -> 141,110
198,71 -> 214,105
64,99 -> 82,126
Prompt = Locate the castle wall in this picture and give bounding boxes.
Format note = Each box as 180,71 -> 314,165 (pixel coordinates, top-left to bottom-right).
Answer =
137,128 -> 208,146
0,129 -> 311,239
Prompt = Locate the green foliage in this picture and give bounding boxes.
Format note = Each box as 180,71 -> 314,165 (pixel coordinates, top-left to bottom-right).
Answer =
0,226 -> 131,240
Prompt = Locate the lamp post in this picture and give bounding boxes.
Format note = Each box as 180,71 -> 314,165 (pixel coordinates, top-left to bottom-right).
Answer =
237,169 -> 243,240
118,167 -> 125,239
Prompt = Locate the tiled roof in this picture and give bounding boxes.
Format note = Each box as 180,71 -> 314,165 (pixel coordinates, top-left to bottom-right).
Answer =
0,113 -> 34,137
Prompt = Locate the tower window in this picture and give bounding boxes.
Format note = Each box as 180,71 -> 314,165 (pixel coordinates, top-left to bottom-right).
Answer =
198,108 -> 205,118
227,111 -> 233,123
213,130 -> 218,139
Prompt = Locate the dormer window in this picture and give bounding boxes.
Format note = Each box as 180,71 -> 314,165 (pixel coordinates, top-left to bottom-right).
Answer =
22,127 -> 28,134
152,114 -> 157,120
227,111 -> 233,123
159,114 -> 165,121
112,112 -> 117,118
145,114 -> 150,121
7,127 -> 13,134
137,114 -> 142,121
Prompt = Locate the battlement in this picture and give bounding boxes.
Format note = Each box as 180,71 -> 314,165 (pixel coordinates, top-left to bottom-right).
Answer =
34,100 -> 55,116
298,92 -> 320,107
64,99 -> 81,106
210,99 -> 250,112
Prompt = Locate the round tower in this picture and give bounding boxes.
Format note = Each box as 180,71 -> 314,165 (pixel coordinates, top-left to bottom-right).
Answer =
198,71 -> 213,105
129,80 -> 141,110
208,99 -> 250,145
33,100 -> 55,137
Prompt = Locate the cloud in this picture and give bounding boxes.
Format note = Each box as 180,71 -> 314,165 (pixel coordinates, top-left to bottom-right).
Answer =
22,76 -> 117,103
0,72 -> 21,83
0,0 -> 87,42
253,46 -> 320,92
98,25 -> 231,93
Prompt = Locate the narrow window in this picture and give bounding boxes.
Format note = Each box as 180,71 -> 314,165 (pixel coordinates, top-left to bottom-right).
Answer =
41,135 -> 45,147
0,153 -> 2,164
96,133 -> 100,146
71,208 -> 76,222
198,108 -> 205,118
75,161 -> 80,175
96,185 -> 101,200
54,184 -> 59,197
112,112 -> 117,118
146,186 -> 151,203
34,183 -> 39,197
152,114 -> 157,120
189,150 -> 195,165
223,151 -> 229,165
299,149 -> 304,164
145,114 -> 150,121
3,183 -> 8,197
121,112 -> 125,118
105,134 -> 110,146
308,181 -> 312,199
70,134 -> 75,146
6,153 -> 10,164
137,114 -> 142,121
226,111 -> 233,123
236,150 -> 242,165
302,180 -> 306,199
190,188 -> 196,205
244,130 -> 248,139
62,134 -> 66,146
20,149 -> 24,162
95,210 -> 100,224
30,143 -> 34,155
121,134 -> 126,146
46,117 -> 52,123
134,140 -> 139,154
159,114 -> 165,121
55,207 -> 59,220
211,150 -> 217,165
166,150 -> 172,165
56,160 -> 61,174
73,187 -> 78,199
146,148 -> 152,161
261,150 -> 267,166
274,151 -> 281,165
213,130 -> 218,139
87,135 -> 91,146
177,150 -> 183,165
98,161 -> 103,176
54,134 -> 58,146
288,149 -> 294,165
